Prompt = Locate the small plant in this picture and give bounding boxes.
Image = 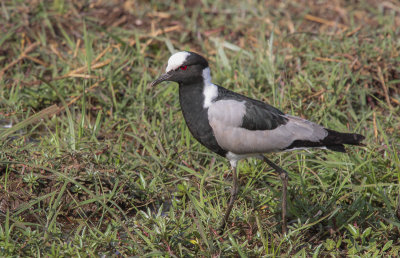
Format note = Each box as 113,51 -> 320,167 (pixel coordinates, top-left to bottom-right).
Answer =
22,172 -> 39,191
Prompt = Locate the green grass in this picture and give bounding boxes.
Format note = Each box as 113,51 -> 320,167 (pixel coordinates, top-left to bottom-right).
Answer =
1,0 -> 400,256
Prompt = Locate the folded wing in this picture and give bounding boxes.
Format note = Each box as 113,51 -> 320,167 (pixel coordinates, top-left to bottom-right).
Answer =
207,97 -> 363,155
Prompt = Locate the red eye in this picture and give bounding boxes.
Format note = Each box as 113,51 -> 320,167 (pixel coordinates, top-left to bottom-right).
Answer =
180,65 -> 187,70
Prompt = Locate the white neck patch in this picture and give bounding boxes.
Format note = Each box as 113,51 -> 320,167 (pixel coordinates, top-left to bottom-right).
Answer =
202,67 -> 218,108
166,51 -> 190,72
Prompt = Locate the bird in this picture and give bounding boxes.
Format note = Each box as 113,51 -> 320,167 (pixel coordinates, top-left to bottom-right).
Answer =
150,51 -> 365,233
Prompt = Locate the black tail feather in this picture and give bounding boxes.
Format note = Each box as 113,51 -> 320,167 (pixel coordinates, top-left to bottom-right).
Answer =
324,129 -> 365,146
326,144 -> 346,153
285,129 -> 365,153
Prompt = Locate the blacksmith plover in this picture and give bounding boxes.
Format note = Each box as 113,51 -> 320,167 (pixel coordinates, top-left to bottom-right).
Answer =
150,51 -> 365,233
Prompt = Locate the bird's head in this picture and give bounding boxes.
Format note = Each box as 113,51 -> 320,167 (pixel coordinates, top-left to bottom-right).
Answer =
150,51 -> 210,87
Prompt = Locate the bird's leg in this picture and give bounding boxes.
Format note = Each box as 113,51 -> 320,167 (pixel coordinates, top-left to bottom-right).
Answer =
220,162 -> 238,232
262,156 -> 289,234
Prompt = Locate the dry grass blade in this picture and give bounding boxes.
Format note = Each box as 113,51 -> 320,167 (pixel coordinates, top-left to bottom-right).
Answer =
304,14 -> 348,30
377,66 -> 393,109
0,42 -> 40,79
0,104 -> 60,140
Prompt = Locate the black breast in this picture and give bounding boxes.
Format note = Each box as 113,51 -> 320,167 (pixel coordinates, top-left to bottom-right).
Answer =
179,83 -> 227,156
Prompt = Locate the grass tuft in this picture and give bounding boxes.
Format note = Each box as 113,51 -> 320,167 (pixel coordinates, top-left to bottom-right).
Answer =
1,0 -> 399,256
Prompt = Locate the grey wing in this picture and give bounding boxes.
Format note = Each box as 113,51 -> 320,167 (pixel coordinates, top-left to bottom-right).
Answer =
208,100 -> 329,155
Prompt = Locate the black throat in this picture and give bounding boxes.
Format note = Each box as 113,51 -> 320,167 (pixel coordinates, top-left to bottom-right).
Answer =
178,82 -> 227,156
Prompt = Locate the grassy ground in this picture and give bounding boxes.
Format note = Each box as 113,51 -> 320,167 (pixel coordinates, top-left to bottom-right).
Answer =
1,0 -> 400,256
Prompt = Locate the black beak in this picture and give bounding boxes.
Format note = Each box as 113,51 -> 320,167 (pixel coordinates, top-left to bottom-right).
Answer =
150,72 -> 172,87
